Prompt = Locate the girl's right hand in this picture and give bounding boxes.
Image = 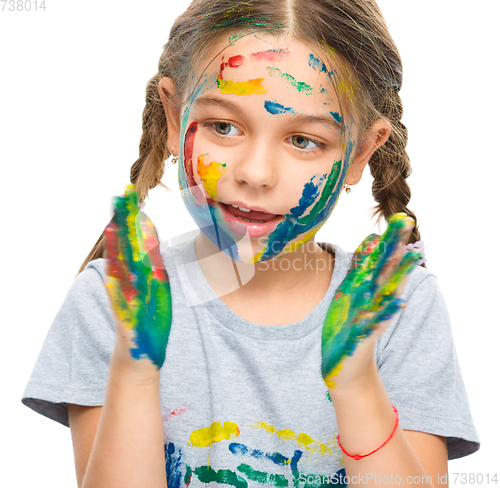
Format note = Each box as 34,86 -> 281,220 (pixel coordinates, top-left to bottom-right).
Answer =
104,185 -> 172,378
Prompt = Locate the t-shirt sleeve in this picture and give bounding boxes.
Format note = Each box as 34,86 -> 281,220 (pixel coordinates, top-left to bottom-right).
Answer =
376,270 -> 480,460
21,259 -> 115,427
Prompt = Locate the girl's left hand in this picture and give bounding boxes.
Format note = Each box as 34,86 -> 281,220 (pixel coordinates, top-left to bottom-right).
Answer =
322,213 -> 422,392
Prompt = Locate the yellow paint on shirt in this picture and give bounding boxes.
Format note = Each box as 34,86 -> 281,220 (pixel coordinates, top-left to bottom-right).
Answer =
218,78 -> 267,95
189,421 -> 240,447
250,421 -> 333,454
196,154 -> 226,200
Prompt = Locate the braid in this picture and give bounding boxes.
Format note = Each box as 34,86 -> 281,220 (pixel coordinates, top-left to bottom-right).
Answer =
131,72 -> 169,202
368,91 -> 422,246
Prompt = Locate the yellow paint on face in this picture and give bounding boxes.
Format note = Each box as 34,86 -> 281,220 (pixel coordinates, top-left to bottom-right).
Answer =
218,78 -> 267,95
248,249 -> 264,264
250,421 -> 333,454
196,154 -> 227,200
248,227 -> 319,264
189,421 -> 240,447
283,227 -> 320,254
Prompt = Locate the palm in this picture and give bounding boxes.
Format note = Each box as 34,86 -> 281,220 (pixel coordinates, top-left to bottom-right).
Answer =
321,213 -> 421,387
104,185 -> 172,370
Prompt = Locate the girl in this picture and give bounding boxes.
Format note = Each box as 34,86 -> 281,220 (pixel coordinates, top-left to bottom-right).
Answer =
22,1 -> 479,487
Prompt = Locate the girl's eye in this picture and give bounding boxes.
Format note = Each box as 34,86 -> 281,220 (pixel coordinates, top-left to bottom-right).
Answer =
291,135 -> 320,151
213,122 -> 239,136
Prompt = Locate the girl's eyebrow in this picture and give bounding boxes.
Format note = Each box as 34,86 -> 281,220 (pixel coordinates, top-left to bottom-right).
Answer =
193,96 -> 342,131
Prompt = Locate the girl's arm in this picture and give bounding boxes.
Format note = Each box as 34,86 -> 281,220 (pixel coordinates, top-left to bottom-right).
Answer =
322,214 -> 448,487
330,361 -> 448,488
67,185 -> 172,488
68,359 -> 166,488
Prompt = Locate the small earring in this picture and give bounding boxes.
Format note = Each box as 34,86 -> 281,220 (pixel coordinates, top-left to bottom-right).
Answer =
344,177 -> 356,193
171,147 -> 178,164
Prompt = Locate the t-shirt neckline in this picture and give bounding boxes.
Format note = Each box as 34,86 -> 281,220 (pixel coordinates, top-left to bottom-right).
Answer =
169,236 -> 350,341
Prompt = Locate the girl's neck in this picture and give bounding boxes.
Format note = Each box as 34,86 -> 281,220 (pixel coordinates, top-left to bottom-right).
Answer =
194,233 -> 335,324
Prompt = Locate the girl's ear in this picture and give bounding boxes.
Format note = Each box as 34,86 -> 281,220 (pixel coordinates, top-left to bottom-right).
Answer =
346,119 -> 391,185
158,77 -> 182,158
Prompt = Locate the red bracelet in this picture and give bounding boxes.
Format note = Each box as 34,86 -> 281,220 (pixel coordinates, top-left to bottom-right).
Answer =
336,405 -> 399,461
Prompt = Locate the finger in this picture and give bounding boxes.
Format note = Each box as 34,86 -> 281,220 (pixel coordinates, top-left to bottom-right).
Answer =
375,216 -> 415,286
104,275 -> 137,328
368,213 -> 414,278
113,194 -> 136,275
373,248 -> 422,308
104,222 -> 137,303
341,234 -> 380,294
358,297 -> 406,340
124,185 -> 143,265
351,234 -> 380,269
138,212 -> 168,279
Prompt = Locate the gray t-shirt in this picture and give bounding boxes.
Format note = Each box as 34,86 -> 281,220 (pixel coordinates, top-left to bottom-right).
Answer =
22,237 -> 479,487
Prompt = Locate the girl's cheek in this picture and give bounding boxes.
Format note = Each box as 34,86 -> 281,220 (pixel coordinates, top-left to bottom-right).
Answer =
195,153 -> 227,201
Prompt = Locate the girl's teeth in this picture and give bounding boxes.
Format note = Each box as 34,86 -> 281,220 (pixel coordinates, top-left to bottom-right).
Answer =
232,204 -> 251,213
239,217 -> 265,223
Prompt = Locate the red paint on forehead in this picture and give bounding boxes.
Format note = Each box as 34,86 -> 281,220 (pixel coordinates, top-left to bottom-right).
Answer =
228,55 -> 244,67
219,56 -> 226,80
251,49 -> 290,61
219,55 -> 245,80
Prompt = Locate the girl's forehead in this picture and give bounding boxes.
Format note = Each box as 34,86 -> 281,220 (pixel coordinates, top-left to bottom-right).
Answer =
191,34 -> 340,110
208,34 -> 331,79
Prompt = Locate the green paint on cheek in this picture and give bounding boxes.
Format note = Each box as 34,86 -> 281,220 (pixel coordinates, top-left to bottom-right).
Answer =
300,160 -> 342,225
266,67 -> 313,94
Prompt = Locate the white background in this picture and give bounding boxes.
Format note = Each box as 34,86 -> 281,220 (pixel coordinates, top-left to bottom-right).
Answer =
1,0 -> 499,486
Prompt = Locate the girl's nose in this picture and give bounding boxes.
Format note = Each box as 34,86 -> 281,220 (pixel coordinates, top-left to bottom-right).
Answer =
232,141 -> 278,189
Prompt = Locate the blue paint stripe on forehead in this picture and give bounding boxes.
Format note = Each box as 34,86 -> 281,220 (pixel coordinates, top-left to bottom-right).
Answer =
264,101 -> 297,115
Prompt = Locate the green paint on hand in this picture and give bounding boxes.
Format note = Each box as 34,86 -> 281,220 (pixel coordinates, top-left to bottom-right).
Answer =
321,214 -> 422,388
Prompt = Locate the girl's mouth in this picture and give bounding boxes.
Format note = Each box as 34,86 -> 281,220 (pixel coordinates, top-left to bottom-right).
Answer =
219,202 -> 284,238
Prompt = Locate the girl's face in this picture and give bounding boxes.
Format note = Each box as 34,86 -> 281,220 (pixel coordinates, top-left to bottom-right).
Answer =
175,34 -> 357,263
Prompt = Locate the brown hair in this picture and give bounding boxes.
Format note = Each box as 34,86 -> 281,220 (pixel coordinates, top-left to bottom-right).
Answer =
78,0 -> 421,274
